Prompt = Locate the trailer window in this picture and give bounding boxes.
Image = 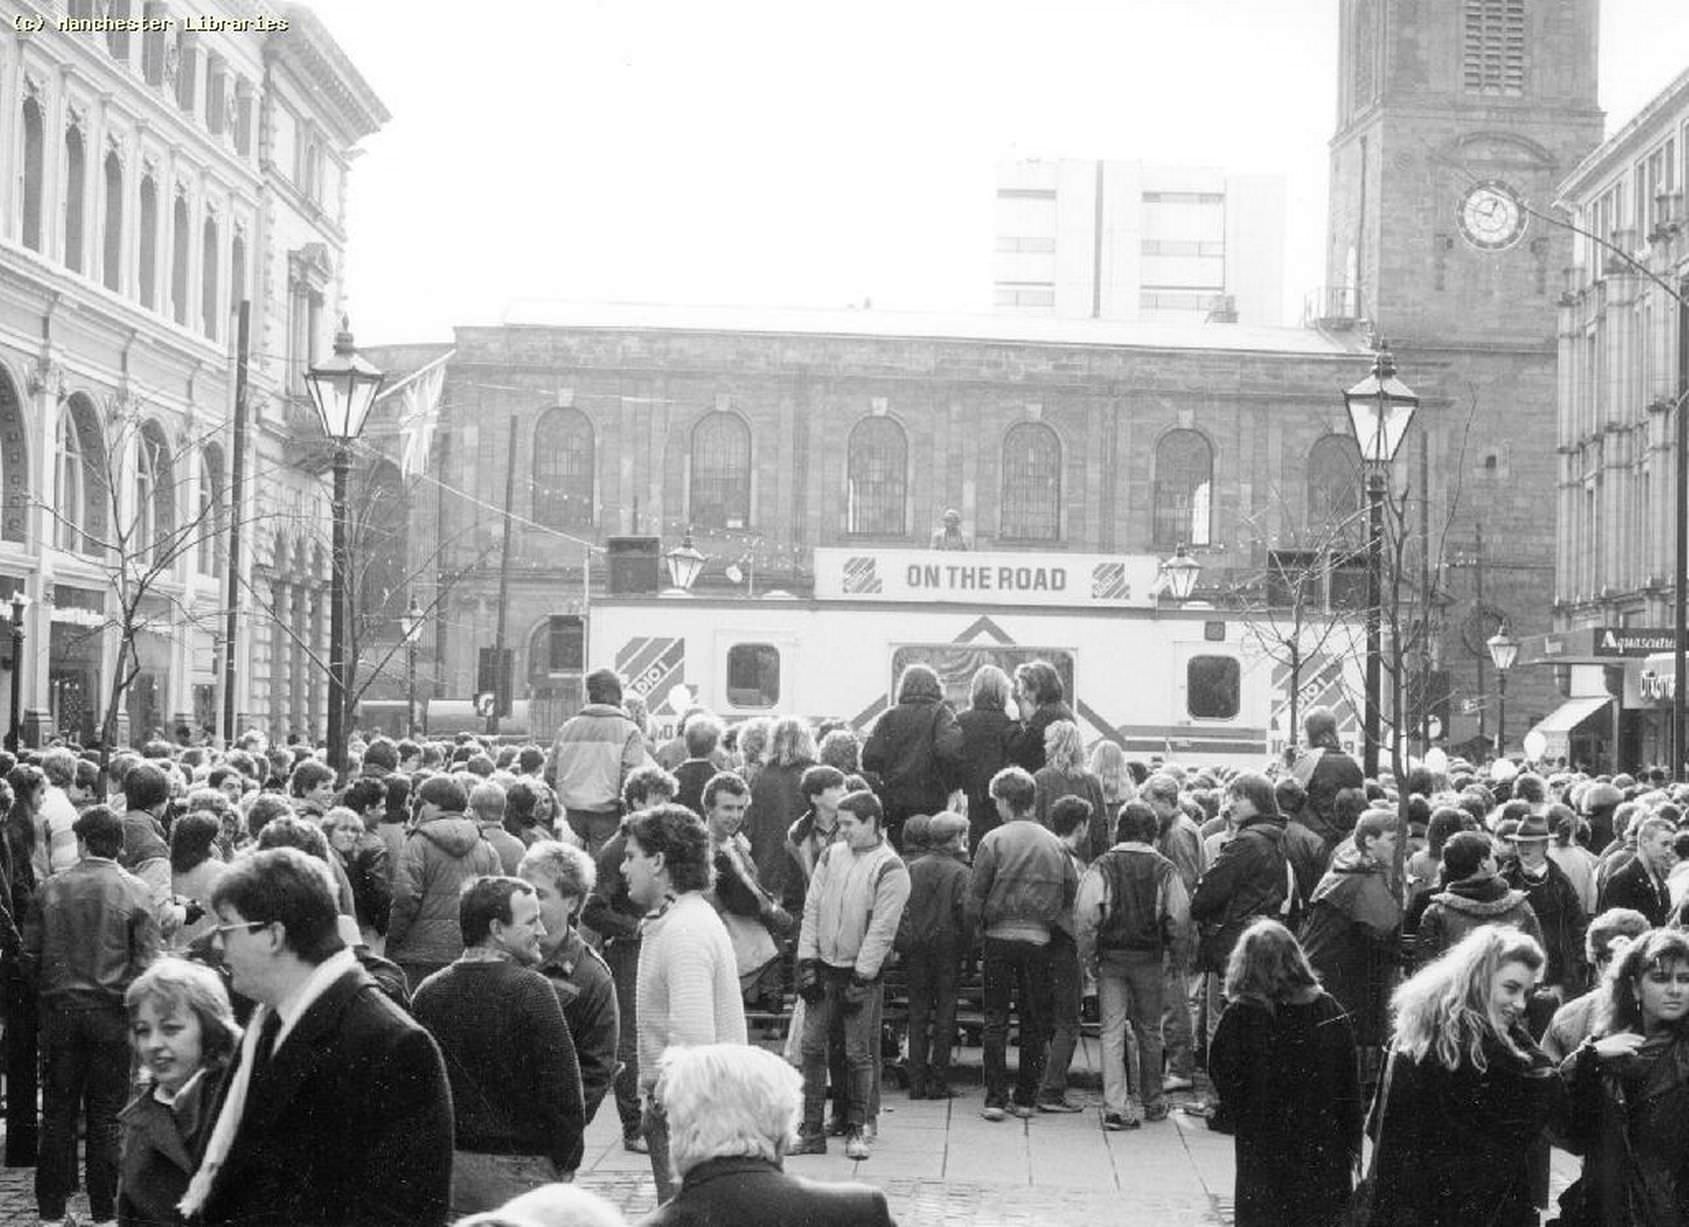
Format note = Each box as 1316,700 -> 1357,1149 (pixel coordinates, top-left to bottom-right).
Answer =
727,644 -> 780,708
1187,656 -> 1240,720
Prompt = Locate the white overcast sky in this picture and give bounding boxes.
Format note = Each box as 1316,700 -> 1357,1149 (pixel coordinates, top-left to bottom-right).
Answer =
313,0 -> 1689,346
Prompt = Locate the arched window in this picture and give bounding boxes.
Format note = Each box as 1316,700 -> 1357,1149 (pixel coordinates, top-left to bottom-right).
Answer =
22,97 -> 44,252
230,234 -> 245,309
1000,422 -> 1061,541
846,417 -> 908,536
64,126 -> 86,273
532,408 -> 594,529
1152,429 -> 1213,548
1306,433 -> 1362,537
197,444 -> 223,575
55,409 -> 85,551
138,175 -> 158,308
135,423 -> 174,563
171,196 -> 190,325
690,412 -> 750,530
102,152 -> 123,292
201,216 -> 219,339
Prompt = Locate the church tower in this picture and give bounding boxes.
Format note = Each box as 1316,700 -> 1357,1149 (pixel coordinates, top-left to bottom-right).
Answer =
1327,0 -> 1603,343
1324,0 -> 1606,754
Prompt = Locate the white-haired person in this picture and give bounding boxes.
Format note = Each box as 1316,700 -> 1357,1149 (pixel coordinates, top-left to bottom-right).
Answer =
455,1184 -> 627,1227
635,1044 -> 894,1227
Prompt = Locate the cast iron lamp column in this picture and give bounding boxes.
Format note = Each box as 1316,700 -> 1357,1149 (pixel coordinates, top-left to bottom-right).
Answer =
1344,345 -> 1420,779
304,321 -> 385,776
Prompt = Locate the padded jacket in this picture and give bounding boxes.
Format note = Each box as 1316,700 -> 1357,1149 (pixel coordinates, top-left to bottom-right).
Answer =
386,815 -> 501,967
968,817 -> 1077,944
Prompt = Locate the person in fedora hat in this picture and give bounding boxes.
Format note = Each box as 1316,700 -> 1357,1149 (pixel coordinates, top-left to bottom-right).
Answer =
1502,810 -> 1588,1037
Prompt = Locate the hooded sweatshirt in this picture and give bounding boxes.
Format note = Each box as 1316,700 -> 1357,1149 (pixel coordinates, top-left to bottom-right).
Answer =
1415,871 -> 1543,968
387,815 -> 502,966
1299,843 -> 1401,1032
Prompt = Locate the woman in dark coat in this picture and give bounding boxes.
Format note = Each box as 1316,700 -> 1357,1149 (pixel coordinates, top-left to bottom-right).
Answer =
956,665 -> 1016,849
1004,659 -> 1074,774
118,957 -> 241,1226
1555,927 -> 1689,1227
861,663 -> 963,849
1210,918 -> 1360,1227
745,716 -> 816,896
1368,924 -> 1562,1227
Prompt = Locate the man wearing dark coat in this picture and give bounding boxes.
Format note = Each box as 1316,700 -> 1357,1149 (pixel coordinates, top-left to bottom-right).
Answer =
1290,707 -> 1365,854
183,847 -> 454,1227
1502,812 -> 1588,1033
1598,813 -> 1675,927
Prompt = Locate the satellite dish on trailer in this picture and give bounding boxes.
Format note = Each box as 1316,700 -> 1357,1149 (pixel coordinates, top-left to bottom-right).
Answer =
726,564 -> 744,584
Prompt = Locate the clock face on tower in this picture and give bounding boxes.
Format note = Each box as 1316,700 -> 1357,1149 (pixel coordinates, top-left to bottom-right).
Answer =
1457,180 -> 1527,251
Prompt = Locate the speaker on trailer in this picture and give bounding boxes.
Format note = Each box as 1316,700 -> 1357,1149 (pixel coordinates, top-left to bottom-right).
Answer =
606,536 -> 661,594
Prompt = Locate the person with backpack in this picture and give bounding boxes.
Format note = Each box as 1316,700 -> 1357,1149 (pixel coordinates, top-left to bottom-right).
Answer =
1190,772 -> 1296,1057
1290,707 -> 1365,856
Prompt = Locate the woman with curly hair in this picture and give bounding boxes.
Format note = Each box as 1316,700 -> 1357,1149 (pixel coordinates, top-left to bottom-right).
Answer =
1209,918 -> 1360,1227
1032,721 -> 1109,862
1555,926 -> 1689,1226
746,717 -> 816,894
1367,925 -> 1562,1227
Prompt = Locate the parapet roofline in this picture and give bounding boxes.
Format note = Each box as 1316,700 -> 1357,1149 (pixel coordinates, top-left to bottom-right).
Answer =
496,300 -> 1359,356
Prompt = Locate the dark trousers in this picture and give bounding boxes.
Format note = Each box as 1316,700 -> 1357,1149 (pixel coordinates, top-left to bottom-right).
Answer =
567,808 -> 622,858
982,937 -> 1052,1110
3,967 -> 39,1166
1036,931 -> 1082,1102
905,941 -> 961,1092
37,1005 -> 128,1222
604,937 -> 644,1139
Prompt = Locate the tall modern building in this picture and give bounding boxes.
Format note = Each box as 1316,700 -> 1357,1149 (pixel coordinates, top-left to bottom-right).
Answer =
993,159 -> 1287,326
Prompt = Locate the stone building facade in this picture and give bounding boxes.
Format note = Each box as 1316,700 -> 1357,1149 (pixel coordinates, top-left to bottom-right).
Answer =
1553,66 -> 1689,770
0,1 -> 385,745
1323,0 -> 1604,759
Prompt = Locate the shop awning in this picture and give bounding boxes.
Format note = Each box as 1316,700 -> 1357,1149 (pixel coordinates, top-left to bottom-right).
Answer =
1529,695 -> 1611,736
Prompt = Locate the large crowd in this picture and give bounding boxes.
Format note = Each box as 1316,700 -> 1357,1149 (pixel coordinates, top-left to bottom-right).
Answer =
0,656 -> 1685,1226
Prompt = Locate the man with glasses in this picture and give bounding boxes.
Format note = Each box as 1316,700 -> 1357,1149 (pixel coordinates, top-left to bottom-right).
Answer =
182,846 -> 453,1227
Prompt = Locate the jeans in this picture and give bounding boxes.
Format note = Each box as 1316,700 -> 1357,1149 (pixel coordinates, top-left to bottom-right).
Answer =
36,1005 -> 129,1222
604,937 -> 644,1138
3,965 -> 39,1165
800,968 -> 881,1132
449,1151 -> 564,1218
1098,953 -> 1166,1114
981,937 -> 1052,1110
1036,932 -> 1082,1102
905,942 -> 961,1092
1162,966 -> 1197,1078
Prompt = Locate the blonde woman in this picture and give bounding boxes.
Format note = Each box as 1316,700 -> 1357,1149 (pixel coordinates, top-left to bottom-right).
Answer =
746,717 -> 817,892
1089,740 -> 1136,814
1032,721 -> 1108,861
1367,925 -> 1561,1227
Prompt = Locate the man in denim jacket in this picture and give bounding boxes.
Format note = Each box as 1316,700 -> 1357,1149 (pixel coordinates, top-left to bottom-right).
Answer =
968,766 -> 1078,1121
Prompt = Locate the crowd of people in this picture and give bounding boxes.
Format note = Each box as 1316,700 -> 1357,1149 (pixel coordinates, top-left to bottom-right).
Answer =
2,654 -> 1686,1226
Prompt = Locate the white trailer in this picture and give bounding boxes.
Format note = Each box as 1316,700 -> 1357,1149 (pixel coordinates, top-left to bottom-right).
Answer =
587,548 -> 1366,770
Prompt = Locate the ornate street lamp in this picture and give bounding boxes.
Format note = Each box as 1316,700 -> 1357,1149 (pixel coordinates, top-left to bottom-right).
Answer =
399,593 -> 424,738
664,533 -> 707,592
7,592 -> 27,751
1486,623 -> 1519,760
1344,344 -> 1420,778
1159,543 -> 1201,602
304,319 -> 385,775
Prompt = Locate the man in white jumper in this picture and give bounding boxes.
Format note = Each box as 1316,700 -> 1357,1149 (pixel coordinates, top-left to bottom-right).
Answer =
623,803 -> 746,1201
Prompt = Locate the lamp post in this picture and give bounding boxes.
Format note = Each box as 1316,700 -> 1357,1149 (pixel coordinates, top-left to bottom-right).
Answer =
304,320 -> 385,777
399,593 -> 423,738
1159,543 -> 1201,603
664,532 -> 707,592
7,592 -> 26,751
1486,624 -> 1519,762
1344,344 -> 1420,779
